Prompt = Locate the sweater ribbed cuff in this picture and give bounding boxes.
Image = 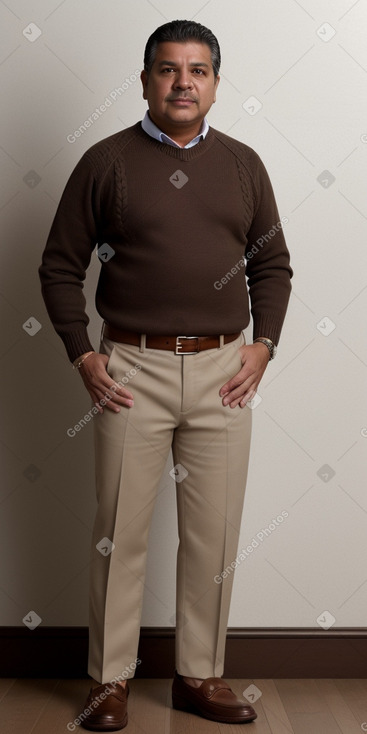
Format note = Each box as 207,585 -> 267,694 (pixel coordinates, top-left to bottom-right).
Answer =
253,313 -> 286,346
59,327 -> 95,364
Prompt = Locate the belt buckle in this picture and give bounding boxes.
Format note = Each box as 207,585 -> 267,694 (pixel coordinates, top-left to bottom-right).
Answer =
175,335 -> 199,355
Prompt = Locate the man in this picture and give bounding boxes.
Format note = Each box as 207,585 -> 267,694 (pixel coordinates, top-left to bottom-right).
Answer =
39,19 -> 292,731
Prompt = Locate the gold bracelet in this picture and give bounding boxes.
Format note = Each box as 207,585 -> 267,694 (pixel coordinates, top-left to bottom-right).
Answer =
73,351 -> 95,370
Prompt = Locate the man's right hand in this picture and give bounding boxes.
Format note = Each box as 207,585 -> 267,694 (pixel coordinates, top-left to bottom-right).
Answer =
76,352 -> 134,413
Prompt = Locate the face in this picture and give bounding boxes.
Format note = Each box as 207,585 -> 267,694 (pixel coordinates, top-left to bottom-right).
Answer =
141,41 -> 220,133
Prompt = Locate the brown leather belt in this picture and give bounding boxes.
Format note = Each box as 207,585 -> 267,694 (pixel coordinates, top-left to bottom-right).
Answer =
103,323 -> 241,355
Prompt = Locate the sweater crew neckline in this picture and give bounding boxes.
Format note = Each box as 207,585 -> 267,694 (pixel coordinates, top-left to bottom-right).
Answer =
134,121 -> 216,161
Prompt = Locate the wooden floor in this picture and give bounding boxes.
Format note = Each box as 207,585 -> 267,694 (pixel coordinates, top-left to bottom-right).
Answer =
1,677 -> 367,733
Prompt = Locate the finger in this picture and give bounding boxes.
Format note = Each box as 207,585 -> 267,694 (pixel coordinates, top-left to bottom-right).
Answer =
103,387 -> 135,407
91,386 -> 135,412
80,362 -> 135,401
219,366 -> 256,398
220,377 -> 243,398
222,382 -> 249,405
106,382 -> 134,401
101,391 -> 134,411
86,379 -> 134,405
228,390 -> 254,409
223,383 -> 257,408
228,396 -> 243,409
239,389 -> 256,407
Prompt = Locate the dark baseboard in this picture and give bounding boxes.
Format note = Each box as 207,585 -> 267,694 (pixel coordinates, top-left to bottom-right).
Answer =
1,626 -> 367,678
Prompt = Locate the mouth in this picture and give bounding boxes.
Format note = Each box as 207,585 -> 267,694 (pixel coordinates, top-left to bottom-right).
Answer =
168,98 -> 196,106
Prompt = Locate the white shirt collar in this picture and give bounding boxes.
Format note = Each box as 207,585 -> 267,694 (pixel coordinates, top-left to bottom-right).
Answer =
141,110 -> 209,149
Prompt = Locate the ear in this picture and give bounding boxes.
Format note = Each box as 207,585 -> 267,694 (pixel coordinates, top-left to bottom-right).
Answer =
213,74 -> 220,103
141,70 -> 148,100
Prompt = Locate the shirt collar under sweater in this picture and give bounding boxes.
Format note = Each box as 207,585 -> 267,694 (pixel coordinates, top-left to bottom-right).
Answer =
141,110 -> 209,149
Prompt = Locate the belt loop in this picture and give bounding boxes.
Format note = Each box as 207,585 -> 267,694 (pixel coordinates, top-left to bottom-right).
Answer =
219,334 -> 224,349
139,334 -> 146,353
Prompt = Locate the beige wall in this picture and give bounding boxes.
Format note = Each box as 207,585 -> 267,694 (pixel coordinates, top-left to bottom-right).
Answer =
1,0 -> 366,632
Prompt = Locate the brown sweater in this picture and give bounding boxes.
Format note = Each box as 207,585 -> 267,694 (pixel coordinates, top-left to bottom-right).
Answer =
39,122 -> 292,363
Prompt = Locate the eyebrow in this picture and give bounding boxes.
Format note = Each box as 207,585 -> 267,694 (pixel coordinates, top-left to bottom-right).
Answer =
158,60 -> 209,68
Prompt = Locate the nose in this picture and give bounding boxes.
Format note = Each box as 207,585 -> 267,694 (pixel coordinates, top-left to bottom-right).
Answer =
173,69 -> 193,90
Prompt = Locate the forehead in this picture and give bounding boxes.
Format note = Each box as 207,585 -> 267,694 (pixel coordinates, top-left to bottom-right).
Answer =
153,41 -> 213,67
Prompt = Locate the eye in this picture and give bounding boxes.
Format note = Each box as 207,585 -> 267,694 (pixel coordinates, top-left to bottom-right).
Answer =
193,68 -> 205,75
161,67 -> 175,73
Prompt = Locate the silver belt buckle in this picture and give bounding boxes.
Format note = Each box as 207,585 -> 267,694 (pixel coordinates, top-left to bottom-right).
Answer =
175,335 -> 199,355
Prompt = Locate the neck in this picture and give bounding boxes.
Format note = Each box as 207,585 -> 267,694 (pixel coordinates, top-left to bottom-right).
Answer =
149,112 -> 204,147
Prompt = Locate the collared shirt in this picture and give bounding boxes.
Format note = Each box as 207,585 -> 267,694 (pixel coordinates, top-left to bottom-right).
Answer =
141,110 -> 209,149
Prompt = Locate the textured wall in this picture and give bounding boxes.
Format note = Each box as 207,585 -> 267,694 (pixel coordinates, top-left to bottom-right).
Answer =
1,0 -> 366,632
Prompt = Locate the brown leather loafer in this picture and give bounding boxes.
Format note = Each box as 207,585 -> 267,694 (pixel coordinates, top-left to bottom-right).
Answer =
172,671 -> 257,723
80,681 -> 129,731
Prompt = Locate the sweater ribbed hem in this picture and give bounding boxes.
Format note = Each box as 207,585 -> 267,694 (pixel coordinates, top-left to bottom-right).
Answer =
59,328 -> 95,364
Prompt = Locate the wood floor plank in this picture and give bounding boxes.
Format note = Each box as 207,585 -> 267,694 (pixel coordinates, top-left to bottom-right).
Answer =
0,678 -> 59,734
30,679 -> 91,734
128,679 -> 173,734
253,679 -> 295,733
333,679 -> 367,729
0,679 -> 16,702
273,679 -> 343,734
314,679 -> 363,734
289,712 -> 343,734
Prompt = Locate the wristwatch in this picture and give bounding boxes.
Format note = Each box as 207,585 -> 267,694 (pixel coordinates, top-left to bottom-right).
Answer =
253,337 -> 277,360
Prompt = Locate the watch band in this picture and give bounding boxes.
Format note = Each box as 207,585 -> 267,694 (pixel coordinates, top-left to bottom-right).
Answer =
253,337 -> 276,360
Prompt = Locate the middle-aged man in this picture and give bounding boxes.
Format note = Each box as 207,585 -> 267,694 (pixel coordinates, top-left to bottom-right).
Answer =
39,19 -> 292,731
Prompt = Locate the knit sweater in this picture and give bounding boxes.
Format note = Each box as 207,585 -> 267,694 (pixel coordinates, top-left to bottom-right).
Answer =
39,122 -> 292,363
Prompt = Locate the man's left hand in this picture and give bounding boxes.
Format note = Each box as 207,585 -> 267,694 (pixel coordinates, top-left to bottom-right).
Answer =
219,342 -> 270,408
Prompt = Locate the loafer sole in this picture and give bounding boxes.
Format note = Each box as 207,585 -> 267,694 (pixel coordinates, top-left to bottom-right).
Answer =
172,694 -> 257,723
81,712 -> 128,731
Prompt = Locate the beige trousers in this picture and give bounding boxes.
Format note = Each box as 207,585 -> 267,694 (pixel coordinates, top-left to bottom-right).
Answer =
88,331 -> 252,684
